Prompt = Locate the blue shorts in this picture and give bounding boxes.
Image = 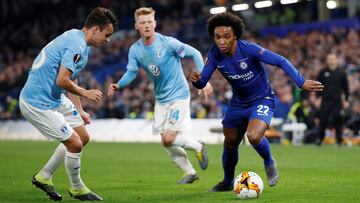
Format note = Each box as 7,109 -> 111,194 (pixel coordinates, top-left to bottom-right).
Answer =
222,97 -> 276,129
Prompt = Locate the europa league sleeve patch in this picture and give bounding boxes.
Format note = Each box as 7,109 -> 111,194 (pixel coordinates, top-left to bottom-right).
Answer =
73,54 -> 81,64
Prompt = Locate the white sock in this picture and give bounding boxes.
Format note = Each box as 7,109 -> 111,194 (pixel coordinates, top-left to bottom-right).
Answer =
65,151 -> 85,190
166,145 -> 196,175
39,144 -> 66,179
172,133 -> 202,152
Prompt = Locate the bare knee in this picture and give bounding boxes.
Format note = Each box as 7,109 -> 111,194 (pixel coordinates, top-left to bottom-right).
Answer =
161,131 -> 177,147
80,134 -> 90,146
73,125 -> 90,146
246,131 -> 263,145
63,133 -> 83,153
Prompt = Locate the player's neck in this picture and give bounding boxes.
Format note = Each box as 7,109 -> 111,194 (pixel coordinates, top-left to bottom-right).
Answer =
142,34 -> 155,46
82,28 -> 91,46
225,42 -> 238,57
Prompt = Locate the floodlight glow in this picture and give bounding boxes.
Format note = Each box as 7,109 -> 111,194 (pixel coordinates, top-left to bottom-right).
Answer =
254,1 -> 273,9
280,0 -> 299,5
326,0 -> 337,9
210,6 -> 227,14
232,4 -> 249,11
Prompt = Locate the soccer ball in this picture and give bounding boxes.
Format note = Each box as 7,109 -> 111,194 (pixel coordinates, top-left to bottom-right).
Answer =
233,171 -> 264,199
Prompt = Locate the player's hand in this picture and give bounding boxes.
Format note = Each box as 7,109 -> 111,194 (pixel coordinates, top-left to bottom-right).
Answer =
107,83 -> 118,96
190,71 -> 201,83
302,80 -> 324,92
199,82 -> 214,102
80,111 -> 91,125
85,89 -> 102,102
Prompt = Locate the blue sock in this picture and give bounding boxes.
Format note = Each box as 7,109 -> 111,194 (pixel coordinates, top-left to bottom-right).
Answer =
222,146 -> 238,186
252,137 -> 274,167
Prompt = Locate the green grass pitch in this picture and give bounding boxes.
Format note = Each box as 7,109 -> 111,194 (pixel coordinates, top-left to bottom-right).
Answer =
0,140 -> 360,203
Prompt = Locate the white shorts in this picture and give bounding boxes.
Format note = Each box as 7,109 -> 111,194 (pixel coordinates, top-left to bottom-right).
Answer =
19,96 -> 83,141
153,98 -> 191,135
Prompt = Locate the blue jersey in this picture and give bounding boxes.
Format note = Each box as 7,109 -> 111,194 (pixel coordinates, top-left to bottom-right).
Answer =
20,29 -> 90,110
118,33 -> 204,104
194,40 -> 305,106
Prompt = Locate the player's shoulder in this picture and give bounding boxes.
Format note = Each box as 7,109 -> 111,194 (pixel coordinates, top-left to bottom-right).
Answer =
237,39 -> 255,47
59,29 -> 86,48
157,33 -> 182,46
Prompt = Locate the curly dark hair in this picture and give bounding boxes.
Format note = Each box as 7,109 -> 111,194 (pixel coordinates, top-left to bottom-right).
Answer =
84,7 -> 118,30
207,12 -> 245,39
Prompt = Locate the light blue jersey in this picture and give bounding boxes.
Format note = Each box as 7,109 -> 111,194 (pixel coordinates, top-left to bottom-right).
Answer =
117,33 -> 204,104
21,29 -> 90,110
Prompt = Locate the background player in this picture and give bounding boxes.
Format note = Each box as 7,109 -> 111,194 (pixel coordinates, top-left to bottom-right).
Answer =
19,7 -> 117,201
191,12 -> 324,192
107,7 -> 213,184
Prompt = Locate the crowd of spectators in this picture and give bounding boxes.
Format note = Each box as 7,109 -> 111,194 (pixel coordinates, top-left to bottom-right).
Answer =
1,0 -> 359,138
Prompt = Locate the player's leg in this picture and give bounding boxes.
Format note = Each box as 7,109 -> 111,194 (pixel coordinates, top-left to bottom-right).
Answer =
33,96 -> 88,186
19,98 -> 67,201
209,127 -> 243,192
248,99 -> 278,186
37,144 -> 66,180
164,131 -> 208,170
161,131 -> 199,184
65,126 -> 102,201
247,119 -> 279,186
164,98 -> 208,170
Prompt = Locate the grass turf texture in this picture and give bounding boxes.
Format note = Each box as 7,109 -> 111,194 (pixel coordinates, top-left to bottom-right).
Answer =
0,140 -> 359,203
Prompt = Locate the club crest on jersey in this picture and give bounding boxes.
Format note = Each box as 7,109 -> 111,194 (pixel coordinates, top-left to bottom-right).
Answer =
73,54 -> 81,64
148,64 -> 160,76
239,61 -> 248,69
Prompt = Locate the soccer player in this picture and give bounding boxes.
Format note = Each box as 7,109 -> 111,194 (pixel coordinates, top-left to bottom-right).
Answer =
107,7 -> 213,184
19,7 -> 117,201
190,12 -> 324,192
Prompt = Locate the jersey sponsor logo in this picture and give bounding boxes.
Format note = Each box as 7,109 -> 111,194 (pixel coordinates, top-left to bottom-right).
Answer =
148,64 -> 160,76
73,54 -> 81,64
217,65 -> 225,69
227,71 -> 254,81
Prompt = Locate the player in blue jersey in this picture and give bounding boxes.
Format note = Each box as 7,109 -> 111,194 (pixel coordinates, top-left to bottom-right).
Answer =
107,7 -> 213,184
19,7 -> 117,201
191,13 -> 324,192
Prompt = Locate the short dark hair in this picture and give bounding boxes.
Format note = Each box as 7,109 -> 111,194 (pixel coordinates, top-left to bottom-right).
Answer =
207,12 -> 245,39
84,7 -> 118,30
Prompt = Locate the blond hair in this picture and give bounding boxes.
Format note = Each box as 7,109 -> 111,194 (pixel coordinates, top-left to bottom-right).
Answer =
134,7 -> 155,21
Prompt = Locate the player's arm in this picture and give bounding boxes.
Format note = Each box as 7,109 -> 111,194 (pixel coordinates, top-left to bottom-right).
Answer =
191,55 -> 217,89
56,65 -> 102,101
170,39 -> 214,96
244,41 -> 323,92
108,46 -> 139,96
67,78 -> 91,125
107,69 -> 138,96
182,45 -> 214,97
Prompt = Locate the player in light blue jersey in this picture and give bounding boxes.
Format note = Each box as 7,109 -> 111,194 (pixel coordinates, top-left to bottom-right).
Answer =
191,13 -> 323,192
107,7 -> 213,184
19,7 -> 117,201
